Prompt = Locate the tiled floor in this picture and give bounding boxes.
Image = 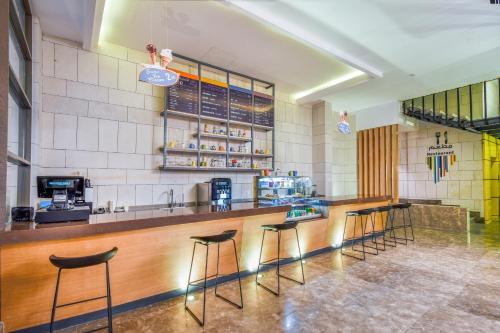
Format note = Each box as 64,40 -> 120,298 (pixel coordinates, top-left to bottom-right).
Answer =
60,223 -> 500,333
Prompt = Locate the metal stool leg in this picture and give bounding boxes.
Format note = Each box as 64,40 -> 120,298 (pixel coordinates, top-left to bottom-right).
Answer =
276,230 -> 281,295
277,228 -> 306,285
257,228 -> 305,295
340,215 -> 349,255
184,242 -> 197,309
49,268 -> 62,333
401,209 -> 408,245
255,230 -> 266,284
232,239 -> 244,308
105,262 -> 113,333
214,241 -> 243,308
384,210 -> 396,247
295,227 -> 305,284
362,214 -> 379,255
185,242 -> 209,326
256,230 -> 281,296
406,208 -> 415,241
374,212 -> 387,251
342,215 -> 366,260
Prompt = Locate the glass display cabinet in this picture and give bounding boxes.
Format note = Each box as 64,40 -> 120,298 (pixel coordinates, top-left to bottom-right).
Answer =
254,176 -> 323,222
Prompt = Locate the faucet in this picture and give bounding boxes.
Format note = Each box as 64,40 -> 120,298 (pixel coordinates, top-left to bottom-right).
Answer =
169,188 -> 174,208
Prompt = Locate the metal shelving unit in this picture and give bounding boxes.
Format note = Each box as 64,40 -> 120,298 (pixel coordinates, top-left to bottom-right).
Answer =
161,53 -> 275,172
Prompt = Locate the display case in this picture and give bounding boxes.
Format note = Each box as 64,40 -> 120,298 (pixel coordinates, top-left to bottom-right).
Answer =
255,176 -> 323,222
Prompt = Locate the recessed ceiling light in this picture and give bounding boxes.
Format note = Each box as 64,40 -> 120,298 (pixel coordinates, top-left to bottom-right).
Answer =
409,73 -> 415,77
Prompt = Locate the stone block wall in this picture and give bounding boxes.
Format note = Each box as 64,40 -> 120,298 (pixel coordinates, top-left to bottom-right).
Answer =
399,120 -> 483,215
36,36 -> 313,208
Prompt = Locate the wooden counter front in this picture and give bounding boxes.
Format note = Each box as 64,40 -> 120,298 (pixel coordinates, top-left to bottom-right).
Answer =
1,198 -> 390,332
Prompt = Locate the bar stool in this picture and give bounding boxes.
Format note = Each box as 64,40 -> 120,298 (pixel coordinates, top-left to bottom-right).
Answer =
389,203 -> 415,245
341,208 -> 378,260
185,230 -> 243,326
49,247 -> 118,333
255,221 -> 305,296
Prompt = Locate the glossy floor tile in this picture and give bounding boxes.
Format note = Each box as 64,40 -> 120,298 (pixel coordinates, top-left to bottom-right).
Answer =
59,223 -> 500,333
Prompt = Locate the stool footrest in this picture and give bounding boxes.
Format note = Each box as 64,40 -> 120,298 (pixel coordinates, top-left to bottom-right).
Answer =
187,273 -> 232,289
259,256 -> 302,267
57,295 -> 107,308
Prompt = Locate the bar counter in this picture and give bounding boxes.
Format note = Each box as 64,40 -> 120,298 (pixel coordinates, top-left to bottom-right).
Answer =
0,202 -> 291,246
1,196 -> 390,332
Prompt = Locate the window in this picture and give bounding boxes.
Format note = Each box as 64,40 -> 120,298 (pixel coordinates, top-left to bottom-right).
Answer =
423,95 -> 433,119
485,79 -> 499,119
435,92 -> 446,121
459,86 -> 471,123
446,88 -> 458,121
471,83 -> 485,121
6,0 -> 32,221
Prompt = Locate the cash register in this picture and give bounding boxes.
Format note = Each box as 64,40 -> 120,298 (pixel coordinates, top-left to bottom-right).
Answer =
35,176 -> 91,223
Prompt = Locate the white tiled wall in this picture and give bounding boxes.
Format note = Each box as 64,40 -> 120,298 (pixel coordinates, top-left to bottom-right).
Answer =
399,121 -> 483,215
37,38 -> 313,208
311,101 -> 357,196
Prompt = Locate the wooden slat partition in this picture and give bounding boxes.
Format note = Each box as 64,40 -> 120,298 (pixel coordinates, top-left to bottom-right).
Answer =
374,128 -> 380,196
357,125 -> 399,201
357,132 -> 363,196
362,131 -> 369,196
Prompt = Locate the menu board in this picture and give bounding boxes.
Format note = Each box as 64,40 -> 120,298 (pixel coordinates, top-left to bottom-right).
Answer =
167,75 -> 199,114
201,81 -> 228,119
254,94 -> 274,127
229,86 -> 252,123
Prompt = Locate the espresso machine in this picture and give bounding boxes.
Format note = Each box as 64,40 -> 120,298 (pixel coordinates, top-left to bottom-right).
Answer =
197,178 -> 232,205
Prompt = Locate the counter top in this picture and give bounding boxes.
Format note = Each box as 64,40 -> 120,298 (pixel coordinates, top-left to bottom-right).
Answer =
311,195 -> 391,206
0,202 -> 291,246
0,196 -> 391,246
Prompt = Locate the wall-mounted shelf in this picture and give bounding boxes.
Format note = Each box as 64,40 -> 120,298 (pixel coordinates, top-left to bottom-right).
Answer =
196,132 -> 228,140
159,166 -> 264,172
200,150 -> 227,155
228,136 -> 252,142
160,147 -> 198,154
160,53 -> 275,172
228,152 -> 252,157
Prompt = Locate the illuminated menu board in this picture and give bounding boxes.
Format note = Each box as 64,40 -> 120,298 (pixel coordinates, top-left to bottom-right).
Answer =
229,86 -> 252,123
167,75 -> 199,114
253,94 -> 274,127
201,81 -> 228,119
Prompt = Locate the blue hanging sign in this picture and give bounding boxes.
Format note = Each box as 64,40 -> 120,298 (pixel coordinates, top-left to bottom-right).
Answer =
139,67 -> 179,87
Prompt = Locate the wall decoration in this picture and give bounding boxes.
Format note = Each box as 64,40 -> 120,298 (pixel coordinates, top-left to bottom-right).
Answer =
426,131 -> 456,183
337,111 -> 351,134
139,44 -> 179,87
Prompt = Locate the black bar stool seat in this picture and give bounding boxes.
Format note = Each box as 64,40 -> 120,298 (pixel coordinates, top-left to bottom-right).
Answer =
185,230 -> 243,327
341,208 -> 379,260
372,206 -> 391,212
391,203 -> 411,209
49,248 -> 118,269
389,202 -> 415,244
346,208 -> 373,216
190,230 -> 237,244
261,221 -> 298,231
49,247 -> 118,333
256,221 -> 305,296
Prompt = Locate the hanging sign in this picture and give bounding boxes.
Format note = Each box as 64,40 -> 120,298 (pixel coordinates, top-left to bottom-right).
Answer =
337,111 -> 351,134
139,44 -> 179,87
426,131 -> 456,183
